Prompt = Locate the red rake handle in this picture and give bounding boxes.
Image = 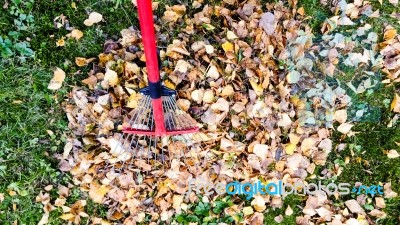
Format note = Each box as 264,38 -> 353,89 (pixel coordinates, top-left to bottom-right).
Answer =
137,0 -> 166,135
137,0 -> 160,83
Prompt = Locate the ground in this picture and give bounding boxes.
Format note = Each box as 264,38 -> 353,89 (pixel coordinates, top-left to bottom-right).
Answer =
0,0 -> 399,224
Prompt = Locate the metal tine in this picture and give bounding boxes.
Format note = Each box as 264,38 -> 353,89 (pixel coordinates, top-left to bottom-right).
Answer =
164,96 -> 182,162
111,95 -> 151,173
165,96 -> 189,164
170,97 -> 190,128
170,97 -> 195,129
121,101 -> 152,173
101,95 -> 146,174
143,102 -> 154,172
163,96 -> 175,165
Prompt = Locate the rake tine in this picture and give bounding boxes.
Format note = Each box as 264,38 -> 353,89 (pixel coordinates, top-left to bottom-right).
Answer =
113,96 -> 151,172
165,96 -> 184,161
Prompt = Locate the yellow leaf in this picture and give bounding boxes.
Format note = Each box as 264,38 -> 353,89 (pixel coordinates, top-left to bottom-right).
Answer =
285,143 -> 296,155
89,184 -> 110,203
164,79 -> 176,90
56,37 -> 65,47
59,213 -> 75,221
75,57 -> 95,67
249,79 -> 264,96
384,29 -> 397,40
126,92 -> 142,108
75,57 -> 87,67
391,93 -> 400,112
297,7 -> 305,16
222,41 -> 234,53
71,2 -> 77,9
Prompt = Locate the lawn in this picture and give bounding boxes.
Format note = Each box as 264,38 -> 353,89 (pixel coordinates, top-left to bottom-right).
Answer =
0,0 -> 399,224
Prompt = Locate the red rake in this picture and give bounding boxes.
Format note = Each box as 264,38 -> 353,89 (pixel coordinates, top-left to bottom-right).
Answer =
109,0 -> 206,171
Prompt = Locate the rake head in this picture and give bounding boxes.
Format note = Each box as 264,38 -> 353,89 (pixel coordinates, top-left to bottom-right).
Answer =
107,85 -> 205,172
123,85 -> 199,136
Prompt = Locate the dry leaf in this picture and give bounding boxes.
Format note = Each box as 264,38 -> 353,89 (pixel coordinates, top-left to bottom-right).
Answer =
84,12 -> 103,26
387,149 -> 400,158
251,196 -> 266,212
345,199 -> 366,215
227,30 -> 238,40
243,206 -> 254,216
56,37 -> 65,47
337,123 -> 353,134
222,42 -> 234,53
334,110 -> 347,123
391,93 -> 400,112
203,89 -> 215,103
104,69 -> 119,87
375,197 -> 386,208
59,213 -> 75,221
259,12 -> 276,35
63,141 -> 72,159
89,184 -> 111,203
206,65 -> 220,79
384,29 -> 397,40
69,29 -> 83,40
285,205 -> 293,216
75,57 -> 95,67
249,79 -> 264,96
38,213 -> 49,225
48,67 -> 66,90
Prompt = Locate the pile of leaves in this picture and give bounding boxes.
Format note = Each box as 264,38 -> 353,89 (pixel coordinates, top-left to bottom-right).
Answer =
44,0 -> 399,224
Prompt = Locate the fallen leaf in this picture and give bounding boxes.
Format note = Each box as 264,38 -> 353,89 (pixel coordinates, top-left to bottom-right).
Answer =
227,30 -> 238,40
285,205 -> 293,216
48,67 -> 66,90
84,12 -> 103,26
334,110 -> 347,123
387,149 -> 400,158
345,199 -> 366,215
243,206 -> 254,216
391,93 -> 400,112
222,42 -> 234,53
251,196 -> 266,212
384,29 -> 397,40
59,213 -> 75,221
56,37 -> 65,47
206,65 -> 220,79
104,69 -> 119,87
249,78 -> 264,96
375,197 -> 386,208
63,142 -> 72,159
286,70 -> 300,84
69,29 -> 83,40
89,184 -> 111,204
203,89 -> 215,103
75,57 -> 95,67
337,123 -> 353,134
259,12 -> 276,35
38,213 -> 49,225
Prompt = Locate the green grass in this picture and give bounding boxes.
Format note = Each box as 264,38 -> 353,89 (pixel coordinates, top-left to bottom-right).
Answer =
0,0 -> 135,224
